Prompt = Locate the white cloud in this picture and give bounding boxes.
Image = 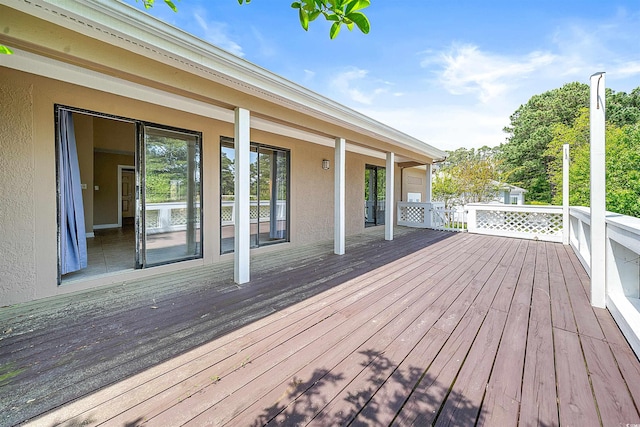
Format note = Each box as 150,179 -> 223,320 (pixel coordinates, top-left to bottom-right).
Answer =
303,69 -> 316,81
359,105 -> 510,151
423,43 -> 556,103
330,67 -> 391,105
193,11 -> 244,57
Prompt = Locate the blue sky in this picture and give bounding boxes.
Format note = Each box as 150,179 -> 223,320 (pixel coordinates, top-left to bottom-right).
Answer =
125,0 -> 640,151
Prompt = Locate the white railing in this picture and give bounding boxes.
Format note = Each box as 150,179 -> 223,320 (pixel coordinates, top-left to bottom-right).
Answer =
397,202 -> 466,232
466,203 -> 563,242
431,204 -> 467,232
221,200 -> 287,226
145,202 -> 200,234
569,206 -> 640,356
397,202 -> 431,228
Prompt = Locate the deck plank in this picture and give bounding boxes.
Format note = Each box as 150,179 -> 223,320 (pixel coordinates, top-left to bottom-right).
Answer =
548,241 -> 578,333
7,229 -> 640,427
477,241 -> 537,427
518,251 -> 558,427
554,327 -> 600,426
581,334 -> 640,424
554,244 -> 604,340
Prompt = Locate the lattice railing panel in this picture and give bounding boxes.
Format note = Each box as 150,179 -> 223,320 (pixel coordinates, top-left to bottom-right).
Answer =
171,208 -> 187,225
146,210 -> 159,228
221,206 -> 233,222
476,210 -> 562,235
399,205 -> 425,224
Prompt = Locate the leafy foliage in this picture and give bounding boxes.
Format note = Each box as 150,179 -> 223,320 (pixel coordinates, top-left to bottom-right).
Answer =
137,0 -> 178,12
433,147 -> 505,209
500,82 -> 590,204
546,108 -> 640,217
289,0 -> 371,39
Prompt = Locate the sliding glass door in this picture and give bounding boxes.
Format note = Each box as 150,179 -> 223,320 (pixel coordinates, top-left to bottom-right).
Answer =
365,165 -> 385,227
139,125 -> 202,266
220,138 -> 289,254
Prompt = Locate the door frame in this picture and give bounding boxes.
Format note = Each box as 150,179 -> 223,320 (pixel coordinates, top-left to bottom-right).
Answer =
117,165 -> 136,228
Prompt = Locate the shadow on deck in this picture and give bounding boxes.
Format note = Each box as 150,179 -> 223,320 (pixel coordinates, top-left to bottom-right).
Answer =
3,227 -> 640,426
0,227 -> 452,426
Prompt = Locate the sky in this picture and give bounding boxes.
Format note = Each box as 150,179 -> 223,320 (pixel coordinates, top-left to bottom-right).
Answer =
123,0 -> 640,152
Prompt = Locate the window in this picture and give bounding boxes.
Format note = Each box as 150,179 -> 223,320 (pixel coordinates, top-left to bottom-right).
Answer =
220,137 -> 290,254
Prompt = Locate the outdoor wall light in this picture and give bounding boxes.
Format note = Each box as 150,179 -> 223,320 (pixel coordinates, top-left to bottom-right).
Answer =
322,159 -> 330,170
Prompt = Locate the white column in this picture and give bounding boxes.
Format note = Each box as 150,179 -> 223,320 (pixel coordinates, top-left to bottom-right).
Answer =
590,72 -> 606,308
425,163 -> 433,203
562,144 -> 570,245
334,137 -> 346,255
234,107 -> 250,284
385,152 -> 395,241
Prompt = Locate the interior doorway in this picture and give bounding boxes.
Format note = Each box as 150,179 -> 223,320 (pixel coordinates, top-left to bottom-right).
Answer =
119,166 -> 135,227
365,165 -> 386,227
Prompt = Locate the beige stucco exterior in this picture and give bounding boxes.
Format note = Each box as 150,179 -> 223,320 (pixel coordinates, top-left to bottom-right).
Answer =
0,0 -> 445,306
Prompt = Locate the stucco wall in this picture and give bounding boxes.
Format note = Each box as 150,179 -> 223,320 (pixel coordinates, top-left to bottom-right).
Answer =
0,66 -> 405,305
403,167 -> 428,202
0,70 -> 36,305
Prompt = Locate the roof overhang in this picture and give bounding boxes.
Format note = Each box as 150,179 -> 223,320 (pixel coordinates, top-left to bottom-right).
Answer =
0,0 -> 447,162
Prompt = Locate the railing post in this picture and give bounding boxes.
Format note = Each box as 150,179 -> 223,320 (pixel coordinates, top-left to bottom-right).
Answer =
466,205 -> 477,233
590,72 -> 606,308
563,144 -> 570,245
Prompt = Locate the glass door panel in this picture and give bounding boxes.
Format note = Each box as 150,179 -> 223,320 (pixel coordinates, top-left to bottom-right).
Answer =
365,165 -> 385,227
376,167 -> 386,225
140,125 -> 202,266
220,142 -> 235,254
250,146 -> 259,248
258,147 -> 288,246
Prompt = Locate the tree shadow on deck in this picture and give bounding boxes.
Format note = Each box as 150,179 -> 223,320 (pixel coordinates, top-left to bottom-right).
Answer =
0,229 -> 455,426
249,350 -> 485,427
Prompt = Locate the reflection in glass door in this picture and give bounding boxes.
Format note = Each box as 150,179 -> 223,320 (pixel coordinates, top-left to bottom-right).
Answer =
220,138 -> 289,254
365,165 -> 385,227
139,125 -> 202,266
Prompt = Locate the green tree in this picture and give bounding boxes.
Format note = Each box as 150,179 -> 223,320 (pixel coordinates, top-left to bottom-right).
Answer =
546,108 -> 640,218
433,147 -> 503,208
500,82 -> 590,204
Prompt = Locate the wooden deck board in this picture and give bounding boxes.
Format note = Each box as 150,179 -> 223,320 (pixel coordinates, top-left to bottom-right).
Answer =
518,252 -> 559,427
3,228 -> 639,427
477,241 -> 537,427
554,327 -> 600,426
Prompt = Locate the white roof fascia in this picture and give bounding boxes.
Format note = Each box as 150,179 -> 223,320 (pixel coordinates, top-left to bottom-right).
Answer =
8,0 -> 446,161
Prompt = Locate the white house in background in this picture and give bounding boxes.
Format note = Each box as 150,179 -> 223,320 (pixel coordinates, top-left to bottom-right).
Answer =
494,182 -> 527,205
0,0 -> 446,306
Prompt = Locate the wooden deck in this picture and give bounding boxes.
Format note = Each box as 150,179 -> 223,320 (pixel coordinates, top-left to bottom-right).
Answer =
2,228 -> 640,426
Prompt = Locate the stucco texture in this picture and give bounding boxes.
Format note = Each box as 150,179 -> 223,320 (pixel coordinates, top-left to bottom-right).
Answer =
0,71 -> 36,306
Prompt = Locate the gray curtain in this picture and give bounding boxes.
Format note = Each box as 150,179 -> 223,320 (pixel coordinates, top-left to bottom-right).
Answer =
58,110 -> 87,274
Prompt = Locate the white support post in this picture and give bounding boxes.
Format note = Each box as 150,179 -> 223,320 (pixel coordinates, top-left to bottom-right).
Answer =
334,137 -> 346,255
385,152 -> 395,241
562,144 -> 570,245
590,72 -> 606,308
234,107 -> 250,284
425,163 -> 433,203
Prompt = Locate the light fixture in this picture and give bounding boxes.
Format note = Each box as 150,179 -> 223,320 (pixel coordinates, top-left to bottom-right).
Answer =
322,159 -> 330,170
